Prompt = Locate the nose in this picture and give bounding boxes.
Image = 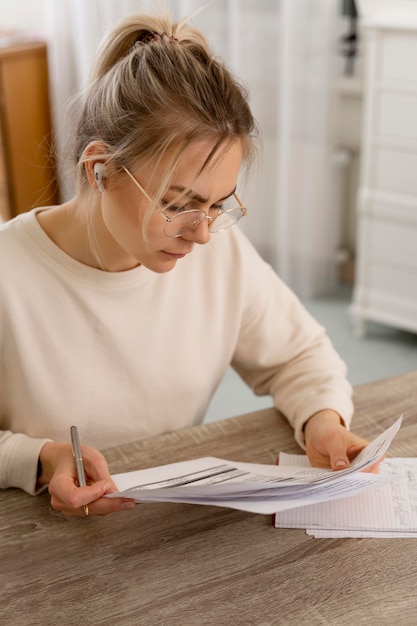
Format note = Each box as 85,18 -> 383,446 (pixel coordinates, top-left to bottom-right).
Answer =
182,217 -> 211,245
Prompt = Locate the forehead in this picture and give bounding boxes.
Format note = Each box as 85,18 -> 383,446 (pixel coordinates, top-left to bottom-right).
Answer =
134,139 -> 243,191
178,139 -> 243,172
169,140 -> 243,198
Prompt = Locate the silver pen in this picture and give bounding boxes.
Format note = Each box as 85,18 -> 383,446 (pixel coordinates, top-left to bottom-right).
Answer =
70,425 -> 89,516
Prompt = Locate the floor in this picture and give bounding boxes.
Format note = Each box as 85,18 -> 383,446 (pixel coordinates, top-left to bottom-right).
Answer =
204,287 -> 417,423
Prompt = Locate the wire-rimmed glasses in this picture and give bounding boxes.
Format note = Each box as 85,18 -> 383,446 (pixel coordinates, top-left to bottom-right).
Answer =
123,166 -> 247,238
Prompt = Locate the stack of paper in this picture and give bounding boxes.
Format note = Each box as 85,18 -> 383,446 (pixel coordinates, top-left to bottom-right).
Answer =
274,453 -> 417,538
109,417 -> 404,519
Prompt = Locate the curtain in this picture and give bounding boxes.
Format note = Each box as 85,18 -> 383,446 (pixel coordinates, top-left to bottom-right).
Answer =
43,0 -> 342,297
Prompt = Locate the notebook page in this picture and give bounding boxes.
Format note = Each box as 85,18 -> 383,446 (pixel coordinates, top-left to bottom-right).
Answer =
307,529 -> 417,538
274,457 -> 417,532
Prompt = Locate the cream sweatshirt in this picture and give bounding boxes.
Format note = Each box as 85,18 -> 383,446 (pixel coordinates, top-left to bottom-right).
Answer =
0,209 -> 353,494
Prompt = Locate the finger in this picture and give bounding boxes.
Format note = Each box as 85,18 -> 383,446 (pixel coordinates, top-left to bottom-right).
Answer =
326,431 -> 351,471
361,462 -> 380,474
57,496 -> 136,517
51,493 -> 136,517
360,454 -> 386,474
49,477 -> 111,512
81,448 -> 113,483
331,457 -> 350,471
50,477 -> 136,516
79,480 -> 135,516
328,431 -> 372,471
82,496 -> 136,516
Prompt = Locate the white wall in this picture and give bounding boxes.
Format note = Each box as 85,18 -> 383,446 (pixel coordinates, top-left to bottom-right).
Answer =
0,0 -> 45,33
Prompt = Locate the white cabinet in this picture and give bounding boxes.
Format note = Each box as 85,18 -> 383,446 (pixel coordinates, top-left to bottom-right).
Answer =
351,17 -> 417,335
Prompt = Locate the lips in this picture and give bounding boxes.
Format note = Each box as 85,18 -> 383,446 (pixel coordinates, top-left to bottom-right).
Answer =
163,250 -> 191,259
164,246 -> 193,256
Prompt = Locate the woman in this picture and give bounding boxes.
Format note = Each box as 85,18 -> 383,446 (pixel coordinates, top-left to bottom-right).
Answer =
0,12 -> 369,516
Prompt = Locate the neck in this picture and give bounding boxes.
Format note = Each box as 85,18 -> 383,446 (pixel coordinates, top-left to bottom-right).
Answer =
36,197 -> 141,272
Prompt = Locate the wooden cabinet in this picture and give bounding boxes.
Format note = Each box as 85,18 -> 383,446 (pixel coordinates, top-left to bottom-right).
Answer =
0,41 -> 59,222
351,17 -> 417,335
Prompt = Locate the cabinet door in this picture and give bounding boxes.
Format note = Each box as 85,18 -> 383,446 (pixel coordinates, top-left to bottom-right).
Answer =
0,45 -> 58,216
0,121 -> 11,221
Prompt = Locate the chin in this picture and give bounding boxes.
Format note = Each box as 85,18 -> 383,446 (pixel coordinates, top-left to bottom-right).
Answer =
144,257 -> 178,274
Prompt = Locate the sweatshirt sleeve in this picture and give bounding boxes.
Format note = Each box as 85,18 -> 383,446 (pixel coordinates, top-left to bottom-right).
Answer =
0,240 -> 52,496
0,431 -> 51,495
230,231 -> 353,449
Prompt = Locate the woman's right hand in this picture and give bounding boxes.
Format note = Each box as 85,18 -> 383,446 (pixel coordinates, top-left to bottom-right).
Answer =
39,441 -> 136,517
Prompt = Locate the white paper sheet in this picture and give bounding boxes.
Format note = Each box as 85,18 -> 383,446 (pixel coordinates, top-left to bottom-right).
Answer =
307,530 -> 417,538
107,417 -> 402,516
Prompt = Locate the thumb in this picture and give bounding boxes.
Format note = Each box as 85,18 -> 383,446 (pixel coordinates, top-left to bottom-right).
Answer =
76,479 -> 113,507
330,453 -> 350,471
328,433 -> 351,471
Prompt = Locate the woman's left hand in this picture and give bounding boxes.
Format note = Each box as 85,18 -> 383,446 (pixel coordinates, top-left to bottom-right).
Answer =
304,409 -> 382,473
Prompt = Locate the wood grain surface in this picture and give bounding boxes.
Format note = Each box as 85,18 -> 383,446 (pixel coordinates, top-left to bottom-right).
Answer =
1,371 -> 417,626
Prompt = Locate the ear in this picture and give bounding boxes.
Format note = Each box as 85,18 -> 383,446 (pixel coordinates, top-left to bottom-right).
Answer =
83,142 -> 109,192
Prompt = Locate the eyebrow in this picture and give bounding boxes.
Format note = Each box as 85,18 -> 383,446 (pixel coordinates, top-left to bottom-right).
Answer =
168,185 -> 236,204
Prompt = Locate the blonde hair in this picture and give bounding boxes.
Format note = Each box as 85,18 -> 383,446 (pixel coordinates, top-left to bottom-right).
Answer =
74,11 -> 259,191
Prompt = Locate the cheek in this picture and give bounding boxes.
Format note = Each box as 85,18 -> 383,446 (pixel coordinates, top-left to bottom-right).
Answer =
142,211 -> 167,244
103,201 -> 139,242
102,188 -> 139,225
102,191 -> 167,252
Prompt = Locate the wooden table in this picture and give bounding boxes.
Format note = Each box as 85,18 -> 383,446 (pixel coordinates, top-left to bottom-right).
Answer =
2,372 -> 417,626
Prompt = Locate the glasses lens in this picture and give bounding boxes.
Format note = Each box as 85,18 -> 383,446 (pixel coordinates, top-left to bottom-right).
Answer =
164,210 -> 206,237
209,208 -> 244,233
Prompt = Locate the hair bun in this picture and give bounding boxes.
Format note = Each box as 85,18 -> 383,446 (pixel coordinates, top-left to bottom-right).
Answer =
90,13 -> 211,81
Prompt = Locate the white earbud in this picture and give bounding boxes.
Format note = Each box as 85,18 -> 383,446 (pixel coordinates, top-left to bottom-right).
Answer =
94,162 -> 107,193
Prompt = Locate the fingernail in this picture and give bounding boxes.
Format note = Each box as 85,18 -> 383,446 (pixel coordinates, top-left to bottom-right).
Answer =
334,460 -> 348,469
121,502 -> 135,510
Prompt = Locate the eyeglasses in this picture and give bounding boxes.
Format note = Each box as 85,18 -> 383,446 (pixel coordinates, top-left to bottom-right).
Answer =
122,166 -> 247,238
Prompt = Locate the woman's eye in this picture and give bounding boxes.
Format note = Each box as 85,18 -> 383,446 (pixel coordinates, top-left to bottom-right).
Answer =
161,201 -> 189,214
209,204 -> 224,216
160,200 -> 224,216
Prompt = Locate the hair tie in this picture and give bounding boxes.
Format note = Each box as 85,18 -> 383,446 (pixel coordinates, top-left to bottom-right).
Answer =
135,31 -> 179,47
